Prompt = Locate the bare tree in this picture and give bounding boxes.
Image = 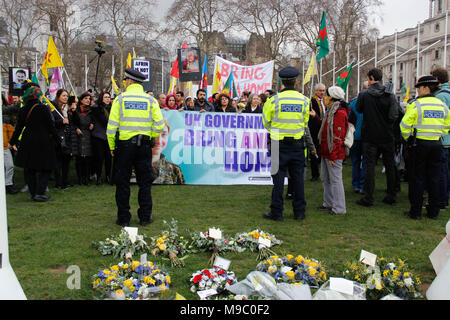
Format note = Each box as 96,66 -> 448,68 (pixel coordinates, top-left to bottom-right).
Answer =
90,0 -> 157,89
0,0 -> 43,66
161,0 -> 235,58
229,0 -> 297,65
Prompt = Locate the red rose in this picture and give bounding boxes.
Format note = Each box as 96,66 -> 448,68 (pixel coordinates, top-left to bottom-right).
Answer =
193,275 -> 203,284
202,270 -> 211,278
227,279 -> 232,285
217,270 -> 226,275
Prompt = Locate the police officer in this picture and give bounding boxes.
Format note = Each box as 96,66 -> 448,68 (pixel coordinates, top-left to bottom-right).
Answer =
262,66 -> 310,221
107,68 -> 165,227
400,75 -> 450,220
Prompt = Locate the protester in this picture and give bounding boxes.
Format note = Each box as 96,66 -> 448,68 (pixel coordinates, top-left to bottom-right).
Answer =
175,91 -> 184,109
52,89 -> 72,189
9,83 -> 60,202
91,91 -> 113,185
240,91 -> 250,104
243,93 -> 262,113
356,68 -> 399,207
348,81 -> 368,194
194,89 -> 214,112
73,91 -> 94,185
163,94 -> 178,110
156,93 -> 166,108
215,93 -> 236,112
309,83 -> 327,182
317,86 -> 349,215
430,67 -> 450,210
180,96 -> 194,111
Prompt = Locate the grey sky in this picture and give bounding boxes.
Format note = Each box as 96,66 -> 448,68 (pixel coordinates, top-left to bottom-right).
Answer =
155,0 -> 431,38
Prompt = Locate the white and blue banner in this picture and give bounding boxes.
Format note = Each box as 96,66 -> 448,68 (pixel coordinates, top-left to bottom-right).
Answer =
159,110 -> 272,185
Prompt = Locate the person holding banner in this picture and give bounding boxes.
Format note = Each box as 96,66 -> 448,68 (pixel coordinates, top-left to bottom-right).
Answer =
107,68 -> 164,227
262,66 -> 310,222
215,93 -> 236,113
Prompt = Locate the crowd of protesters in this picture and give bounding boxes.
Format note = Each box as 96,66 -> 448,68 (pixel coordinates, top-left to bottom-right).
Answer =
1,65 -> 449,221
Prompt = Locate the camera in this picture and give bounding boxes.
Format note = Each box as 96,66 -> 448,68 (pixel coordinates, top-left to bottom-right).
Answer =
94,40 -> 105,56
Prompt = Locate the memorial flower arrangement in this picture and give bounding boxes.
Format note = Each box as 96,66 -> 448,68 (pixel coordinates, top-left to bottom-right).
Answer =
149,219 -> 190,267
256,254 -> 328,288
92,228 -> 151,260
343,257 -> 423,300
92,260 -> 171,300
189,267 -> 238,299
235,229 -> 283,260
189,227 -> 246,265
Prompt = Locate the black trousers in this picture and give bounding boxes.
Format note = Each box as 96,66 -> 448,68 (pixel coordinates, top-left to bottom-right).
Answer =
270,138 -> 306,218
76,156 -> 91,184
408,140 -> 442,218
310,147 -> 321,179
363,142 -> 397,204
114,139 -> 154,224
91,136 -> 112,181
54,151 -> 71,187
24,168 -> 50,197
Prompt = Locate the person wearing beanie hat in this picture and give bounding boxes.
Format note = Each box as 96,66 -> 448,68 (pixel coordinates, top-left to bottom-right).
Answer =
317,86 -> 349,215
9,83 -> 61,202
400,75 -> 450,220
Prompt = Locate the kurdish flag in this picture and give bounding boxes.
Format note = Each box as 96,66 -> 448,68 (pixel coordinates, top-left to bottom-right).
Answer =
221,72 -> 237,98
199,54 -> 208,96
316,11 -> 329,61
41,36 -> 64,83
336,62 -> 354,92
212,60 -> 222,94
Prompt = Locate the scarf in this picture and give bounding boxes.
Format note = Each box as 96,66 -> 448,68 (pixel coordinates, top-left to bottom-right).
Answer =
317,101 -> 341,153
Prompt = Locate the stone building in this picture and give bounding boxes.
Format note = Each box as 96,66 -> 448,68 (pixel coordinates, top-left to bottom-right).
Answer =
376,0 -> 449,98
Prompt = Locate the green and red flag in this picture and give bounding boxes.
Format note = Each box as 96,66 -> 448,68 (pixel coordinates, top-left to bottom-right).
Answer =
277,77 -> 283,92
316,11 -> 329,61
336,62 -> 354,92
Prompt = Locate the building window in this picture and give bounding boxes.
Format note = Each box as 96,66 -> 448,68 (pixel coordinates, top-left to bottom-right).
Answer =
414,37 -> 417,44
435,23 -> 440,32
49,14 -> 57,32
390,65 -> 393,72
438,0 -> 443,13
435,49 -> 440,60
400,63 -> 403,71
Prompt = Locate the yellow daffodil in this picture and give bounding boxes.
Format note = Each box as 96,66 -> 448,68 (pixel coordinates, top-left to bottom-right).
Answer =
286,254 -> 294,260
106,276 -> 115,283
308,268 -> 317,276
309,262 -> 319,268
296,255 -> 304,264
158,243 -> 166,251
268,266 -> 277,274
383,270 -> 389,277
320,271 -> 327,280
92,279 -> 101,288
131,261 -> 140,271
129,286 -> 135,292
166,276 -> 171,284
304,259 -> 311,264
122,264 -> 129,269
123,279 -> 133,287
103,269 -> 111,276
404,272 -> 409,278
286,271 -> 295,280
393,270 -> 400,277
144,276 -> 156,285
416,277 -> 421,285
253,232 -> 260,239
375,281 -> 383,290
110,265 -> 119,273
355,275 -> 361,281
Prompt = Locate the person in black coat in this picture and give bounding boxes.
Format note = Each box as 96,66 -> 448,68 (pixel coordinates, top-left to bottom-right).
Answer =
9,83 -> 61,202
243,93 -> 262,114
215,93 -> 236,112
90,91 -> 112,185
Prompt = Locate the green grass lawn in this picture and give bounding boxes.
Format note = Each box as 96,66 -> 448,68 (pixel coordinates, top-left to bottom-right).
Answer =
5,162 -> 449,300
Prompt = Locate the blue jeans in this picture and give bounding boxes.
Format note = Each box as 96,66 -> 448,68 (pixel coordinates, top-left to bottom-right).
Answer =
350,140 -> 365,191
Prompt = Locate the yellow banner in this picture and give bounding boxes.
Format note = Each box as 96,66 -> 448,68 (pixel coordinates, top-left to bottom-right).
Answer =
303,54 -> 317,85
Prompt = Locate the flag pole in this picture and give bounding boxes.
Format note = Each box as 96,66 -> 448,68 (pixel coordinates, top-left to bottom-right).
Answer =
374,38 -> 378,68
416,22 -> 421,96
346,46 -> 349,101
357,43 -> 360,94
333,51 -> 336,86
62,67 -> 77,97
310,52 -> 317,98
85,54 -> 88,91
302,60 -> 305,93
444,11 -> 448,68
393,30 -> 398,96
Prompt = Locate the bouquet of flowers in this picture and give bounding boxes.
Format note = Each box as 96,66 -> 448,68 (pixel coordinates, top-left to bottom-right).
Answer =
256,254 -> 328,289
189,227 -> 246,265
189,267 -> 238,299
149,219 -> 190,267
92,260 -> 171,300
92,228 -> 151,260
343,257 -> 423,300
234,229 -> 283,260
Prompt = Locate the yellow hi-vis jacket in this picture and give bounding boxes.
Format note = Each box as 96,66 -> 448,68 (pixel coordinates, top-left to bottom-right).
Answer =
400,95 -> 450,141
107,83 -> 164,150
262,89 -> 310,141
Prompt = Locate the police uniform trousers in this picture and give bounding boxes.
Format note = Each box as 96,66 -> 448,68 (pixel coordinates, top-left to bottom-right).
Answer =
270,137 -> 306,219
408,139 -> 442,218
114,137 -> 155,224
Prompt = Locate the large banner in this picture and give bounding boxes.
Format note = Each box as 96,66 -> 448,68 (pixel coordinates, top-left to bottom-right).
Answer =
152,110 -> 272,185
213,57 -> 274,96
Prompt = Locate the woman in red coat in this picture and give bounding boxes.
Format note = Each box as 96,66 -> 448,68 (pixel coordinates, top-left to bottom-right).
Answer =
317,86 -> 349,215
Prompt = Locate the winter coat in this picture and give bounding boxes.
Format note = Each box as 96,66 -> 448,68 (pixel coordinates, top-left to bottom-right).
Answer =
72,106 -> 93,157
319,105 -> 348,161
242,104 -> 262,114
90,103 -> 110,141
355,82 -> 399,144
193,99 -> 215,112
10,100 -> 60,171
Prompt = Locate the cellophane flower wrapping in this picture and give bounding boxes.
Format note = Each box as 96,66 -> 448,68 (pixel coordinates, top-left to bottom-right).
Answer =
92,260 -> 171,300
256,254 -> 328,289
189,267 -> 238,299
343,257 -> 423,300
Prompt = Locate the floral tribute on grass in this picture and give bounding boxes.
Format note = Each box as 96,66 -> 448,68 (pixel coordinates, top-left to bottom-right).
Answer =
235,229 -> 283,261
189,267 -> 238,299
92,260 -> 171,300
92,228 -> 151,260
343,257 -> 423,300
149,219 -> 191,268
189,227 -> 246,265
256,254 -> 328,289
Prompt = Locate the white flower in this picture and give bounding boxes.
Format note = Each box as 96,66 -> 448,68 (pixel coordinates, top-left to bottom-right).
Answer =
388,263 -> 396,271
404,278 -> 413,287
190,285 -> 197,293
110,240 -> 119,246
125,252 -> 132,259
